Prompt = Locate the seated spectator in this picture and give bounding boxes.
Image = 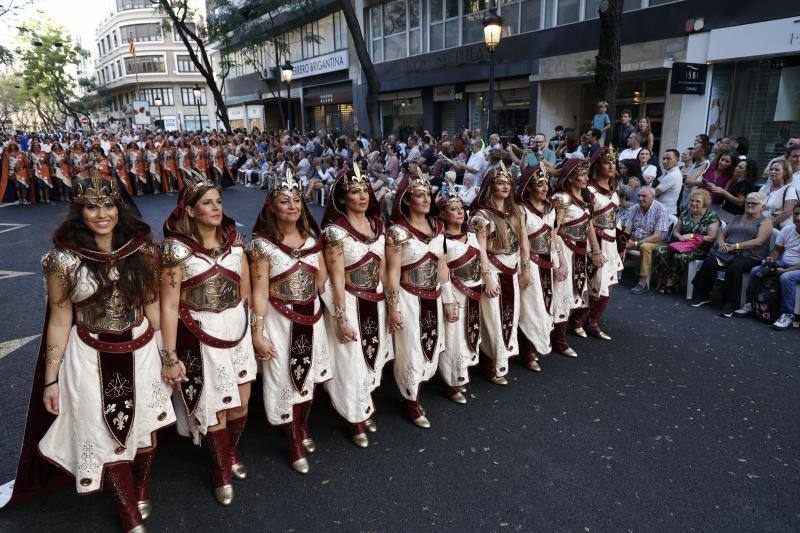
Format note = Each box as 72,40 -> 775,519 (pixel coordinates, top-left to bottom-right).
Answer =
625,186 -> 671,294
637,147 -> 658,186
701,150 -> 736,206
652,189 -> 720,293
559,130 -> 585,161
712,158 -> 759,223
738,205 -> 800,329
618,159 -> 643,208
655,149 -> 682,217
690,192 -> 772,316
759,158 -> 798,229
619,132 -> 643,161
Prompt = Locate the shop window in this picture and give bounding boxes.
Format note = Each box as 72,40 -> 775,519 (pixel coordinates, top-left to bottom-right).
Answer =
381,98 -> 423,139
468,88 -> 530,136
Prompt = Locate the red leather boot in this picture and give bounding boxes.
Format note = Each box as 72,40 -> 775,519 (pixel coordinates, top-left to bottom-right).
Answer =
350,421 -> 369,448
226,414 -> 248,480
202,429 -> 234,506
131,448 -> 156,520
105,462 -> 144,532
551,322 -> 577,358
587,296 -> 612,340
284,420 -> 309,474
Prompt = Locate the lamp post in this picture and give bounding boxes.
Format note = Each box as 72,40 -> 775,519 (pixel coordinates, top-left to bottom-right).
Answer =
153,95 -> 162,129
192,84 -> 203,132
483,7 -> 503,135
400,100 -> 406,138
281,60 -> 294,133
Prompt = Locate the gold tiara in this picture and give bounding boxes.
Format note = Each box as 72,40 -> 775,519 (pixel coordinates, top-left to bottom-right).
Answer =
603,144 -> 618,164
343,163 -> 370,192
409,166 -> 432,195
184,169 -> 219,199
494,160 -> 514,185
531,165 -> 549,186
272,167 -> 302,199
74,170 -> 120,206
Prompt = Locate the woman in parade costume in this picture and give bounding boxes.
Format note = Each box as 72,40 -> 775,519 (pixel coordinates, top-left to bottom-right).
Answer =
550,158 -> 605,357
208,136 -> 234,187
469,162 -> 532,385
28,140 -> 53,204
176,137 -> 194,184
49,141 -> 73,202
159,171 -> 256,506
144,141 -> 165,194
0,174 -> 177,532
247,170 -> 330,472
436,176 -> 483,403
191,137 -> 209,179
0,141 -> 32,204
69,141 -> 90,182
321,164 -> 392,447
110,143 -> 134,196
385,168 -> 451,428
516,165 -> 568,371
570,146 -> 625,340
126,141 -> 147,196
160,140 -> 181,192
91,144 -> 113,178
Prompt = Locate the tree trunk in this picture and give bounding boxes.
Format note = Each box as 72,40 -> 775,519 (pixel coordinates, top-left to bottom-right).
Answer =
595,0 -> 623,120
337,0 -> 380,137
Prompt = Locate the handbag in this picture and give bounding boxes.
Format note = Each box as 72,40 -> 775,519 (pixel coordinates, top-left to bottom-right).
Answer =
668,234 -> 704,253
709,245 -> 737,266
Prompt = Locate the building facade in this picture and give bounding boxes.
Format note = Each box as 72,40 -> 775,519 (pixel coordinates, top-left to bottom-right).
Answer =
93,0 -> 215,131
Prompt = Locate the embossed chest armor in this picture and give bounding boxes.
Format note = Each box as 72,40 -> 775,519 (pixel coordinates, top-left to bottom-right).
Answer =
181,270 -> 241,312
270,267 -> 316,302
593,208 -> 616,230
488,221 -> 520,255
529,227 -> 552,254
346,256 -> 380,290
561,218 -> 590,241
450,254 -> 482,283
401,256 -> 439,290
76,288 -> 143,333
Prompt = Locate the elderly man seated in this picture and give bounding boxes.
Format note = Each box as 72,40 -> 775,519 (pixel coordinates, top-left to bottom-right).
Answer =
737,204 -> 800,329
625,186 -> 671,294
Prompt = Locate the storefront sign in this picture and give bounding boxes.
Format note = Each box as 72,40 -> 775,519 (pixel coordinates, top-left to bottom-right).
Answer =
433,85 -> 456,101
669,62 -> 708,95
399,46 -> 488,75
228,107 -> 244,120
292,51 -> 349,80
708,16 -> 800,62
163,116 -> 177,130
775,66 -> 800,122
303,85 -> 352,107
246,105 -> 263,118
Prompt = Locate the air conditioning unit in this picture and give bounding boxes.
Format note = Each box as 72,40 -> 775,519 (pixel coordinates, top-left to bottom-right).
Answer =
259,68 -> 275,81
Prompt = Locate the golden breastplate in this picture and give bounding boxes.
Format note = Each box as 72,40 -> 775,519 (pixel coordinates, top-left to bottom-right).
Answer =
529,228 -> 552,254
561,219 -> 590,241
401,257 -> 438,290
487,223 -> 520,255
345,257 -> 380,290
450,254 -> 482,283
181,272 -> 241,312
594,209 -> 616,230
76,289 -> 142,333
269,267 -> 316,302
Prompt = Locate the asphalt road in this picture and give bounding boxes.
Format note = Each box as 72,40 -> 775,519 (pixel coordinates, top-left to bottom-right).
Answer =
0,188 -> 798,532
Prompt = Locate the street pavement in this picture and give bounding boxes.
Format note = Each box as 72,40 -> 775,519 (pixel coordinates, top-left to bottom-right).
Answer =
0,188 -> 798,532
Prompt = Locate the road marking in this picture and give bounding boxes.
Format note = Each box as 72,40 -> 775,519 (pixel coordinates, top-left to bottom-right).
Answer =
0,271 -> 34,281
0,223 -> 30,234
0,479 -> 13,507
0,334 -> 41,360
0,203 -> 17,208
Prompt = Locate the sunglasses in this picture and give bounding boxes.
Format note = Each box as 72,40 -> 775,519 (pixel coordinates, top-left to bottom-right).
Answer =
745,202 -> 761,206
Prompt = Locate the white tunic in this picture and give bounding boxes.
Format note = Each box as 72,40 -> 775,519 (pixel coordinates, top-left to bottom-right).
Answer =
38,258 -> 176,495
519,205 -> 557,354
321,228 -> 392,423
439,233 -> 481,387
250,236 -> 331,426
588,184 -> 624,298
172,241 -> 257,444
552,195 -> 591,320
392,228 -> 445,401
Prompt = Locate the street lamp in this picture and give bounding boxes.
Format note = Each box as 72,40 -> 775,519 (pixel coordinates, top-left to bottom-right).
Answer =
153,95 -> 163,128
400,100 -> 406,137
281,60 -> 294,133
192,84 -> 202,132
483,7 -> 503,135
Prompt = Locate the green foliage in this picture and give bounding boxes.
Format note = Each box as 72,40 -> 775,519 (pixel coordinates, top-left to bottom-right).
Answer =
0,73 -> 27,126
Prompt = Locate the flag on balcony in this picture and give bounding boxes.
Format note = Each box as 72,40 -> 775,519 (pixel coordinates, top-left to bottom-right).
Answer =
128,39 -> 136,57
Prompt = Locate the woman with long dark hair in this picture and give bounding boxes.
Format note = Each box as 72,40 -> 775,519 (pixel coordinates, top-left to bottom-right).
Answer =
550,159 -> 604,357
144,140 -> 164,194
516,165 -> 567,372
49,141 -> 72,202
436,176 -> 483,402
109,143 -> 134,196
159,173 -> 256,506
0,141 -> 31,204
386,168 -> 451,428
469,162 -> 532,385
2,174 -> 176,531
247,170 -> 330,473
321,164 -> 391,447
28,140 -> 53,203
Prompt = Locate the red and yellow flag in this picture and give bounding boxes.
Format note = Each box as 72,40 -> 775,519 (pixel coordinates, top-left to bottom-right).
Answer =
128,39 -> 136,56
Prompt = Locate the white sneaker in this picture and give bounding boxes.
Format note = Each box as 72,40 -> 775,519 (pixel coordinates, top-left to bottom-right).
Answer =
771,313 -> 794,330
733,303 -> 753,317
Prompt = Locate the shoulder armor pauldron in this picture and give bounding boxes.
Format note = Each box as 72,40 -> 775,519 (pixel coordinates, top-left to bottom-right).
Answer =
246,237 -> 275,262
322,224 -> 349,247
385,224 -> 412,247
552,192 -> 572,209
469,212 -> 491,233
41,248 -> 79,278
160,238 -> 193,268
232,231 -> 246,247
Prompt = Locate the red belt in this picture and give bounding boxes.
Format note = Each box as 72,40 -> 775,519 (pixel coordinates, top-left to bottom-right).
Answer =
178,303 -> 248,349
269,296 -> 323,325
595,229 -> 617,242
530,252 -> 554,269
346,286 -> 386,302
488,253 -> 517,276
77,324 -> 154,353
452,276 -> 482,301
561,236 -> 588,255
400,282 -> 440,299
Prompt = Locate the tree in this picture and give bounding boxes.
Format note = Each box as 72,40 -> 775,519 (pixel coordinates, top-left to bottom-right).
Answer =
594,0 -> 623,121
336,0 -> 381,137
153,0 -> 233,132
0,74 -> 27,127
0,0 -> 35,65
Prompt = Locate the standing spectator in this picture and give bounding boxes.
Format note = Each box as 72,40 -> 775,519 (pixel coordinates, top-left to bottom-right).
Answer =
560,130 -> 584,160
609,109 -> 635,149
549,125 -> 565,152
738,205 -> 800,329
683,141 -> 712,189
586,128 -> 603,158
464,139 -> 489,187
522,133 -> 556,170
519,124 -> 534,146
638,147 -> 658,185
592,101 -> 612,142
385,143 -> 400,180
713,159 -> 759,221
635,117 -> 655,152
788,144 -> 800,184
759,159 -> 798,229
690,192 -> 772,315
625,186 -> 671,294
655,149 -> 682,216
406,135 -> 420,163
619,132 -> 643,161
762,138 -> 800,178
